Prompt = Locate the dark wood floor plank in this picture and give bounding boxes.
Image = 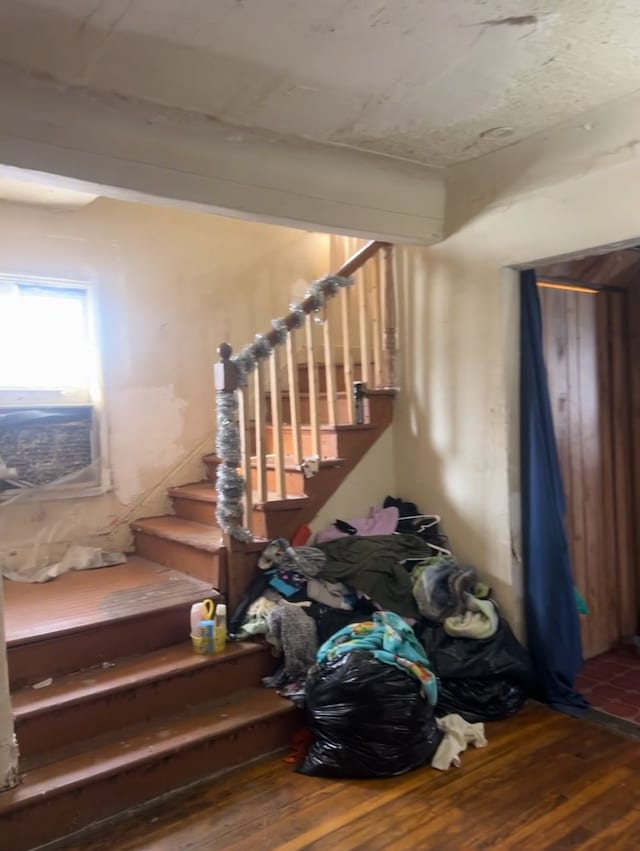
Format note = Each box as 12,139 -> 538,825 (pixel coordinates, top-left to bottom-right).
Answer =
57,704 -> 640,851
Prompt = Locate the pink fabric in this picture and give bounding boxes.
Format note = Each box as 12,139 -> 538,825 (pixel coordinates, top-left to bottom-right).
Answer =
315,506 -> 400,544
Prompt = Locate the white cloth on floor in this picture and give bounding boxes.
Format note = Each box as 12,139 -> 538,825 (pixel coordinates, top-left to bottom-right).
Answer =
431,713 -> 487,771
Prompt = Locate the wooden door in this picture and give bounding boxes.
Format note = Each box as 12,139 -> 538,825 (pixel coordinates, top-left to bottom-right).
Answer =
539,284 -> 636,659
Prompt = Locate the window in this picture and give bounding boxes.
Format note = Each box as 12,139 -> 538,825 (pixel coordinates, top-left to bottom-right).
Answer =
0,275 -> 106,495
0,277 -> 95,404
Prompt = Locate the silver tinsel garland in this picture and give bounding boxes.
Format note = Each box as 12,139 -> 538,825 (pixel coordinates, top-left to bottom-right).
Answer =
231,274 -> 352,386
215,390 -> 253,542
217,273 -> 352,541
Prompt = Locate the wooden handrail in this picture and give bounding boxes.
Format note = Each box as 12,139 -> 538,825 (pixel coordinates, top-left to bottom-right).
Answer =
336,240 -> 390,278
215,238 -> 394,542
253,240 -> 390,350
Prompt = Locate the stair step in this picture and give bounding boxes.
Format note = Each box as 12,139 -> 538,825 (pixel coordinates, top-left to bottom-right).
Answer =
203,453 -> 344,497
267,391 -> 353,425
169,481 -> 308,509
13,641 -> 276,758
131,517 -> 224,585
265,422 -> 377,459
5,558 -> 214,688
169,481 -> 218,502
131,517 -> 223,551
296,360 -> 366,393
251,456 -> 345,497
1,688 -> 299,850
169,481 -> 309,539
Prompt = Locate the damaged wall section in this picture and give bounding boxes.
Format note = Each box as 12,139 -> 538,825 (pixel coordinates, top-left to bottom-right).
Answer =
0,194 -> 331,577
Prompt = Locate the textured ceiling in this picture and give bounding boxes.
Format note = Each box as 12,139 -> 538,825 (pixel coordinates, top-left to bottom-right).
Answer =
2,0 -> 640,166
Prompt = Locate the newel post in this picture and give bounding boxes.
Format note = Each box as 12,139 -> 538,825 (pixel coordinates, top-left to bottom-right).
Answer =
213,344 -> 252,543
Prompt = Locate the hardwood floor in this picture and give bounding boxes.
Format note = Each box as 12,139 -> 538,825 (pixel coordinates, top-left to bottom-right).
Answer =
52,703 -> 640,851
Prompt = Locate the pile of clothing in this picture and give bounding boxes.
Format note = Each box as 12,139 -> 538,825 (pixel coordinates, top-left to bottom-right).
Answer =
228,496 -> 533,774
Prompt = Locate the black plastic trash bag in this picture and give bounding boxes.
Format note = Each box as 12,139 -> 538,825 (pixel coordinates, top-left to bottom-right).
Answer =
299,651 -> 442,779
436,678 -> 527,723
419,618 -> 535,690
419,618 -> 535,722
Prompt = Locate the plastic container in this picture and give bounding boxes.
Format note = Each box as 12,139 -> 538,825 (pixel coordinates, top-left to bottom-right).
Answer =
191,632 -> 207,654
214,603 -> 227,653
353,381 -> 366,425
199,618 -> 216,654
190,598 -> 215,653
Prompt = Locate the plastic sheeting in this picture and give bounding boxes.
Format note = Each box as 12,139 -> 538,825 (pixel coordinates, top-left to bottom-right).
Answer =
2,544 -> 126,583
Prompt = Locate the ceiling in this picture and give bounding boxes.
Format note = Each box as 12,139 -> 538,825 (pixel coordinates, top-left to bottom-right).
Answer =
1,1 -> 640,167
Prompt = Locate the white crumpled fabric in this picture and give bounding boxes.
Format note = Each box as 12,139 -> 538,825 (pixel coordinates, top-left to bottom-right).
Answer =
431,713 -> 488,771
2,545 -> 126,583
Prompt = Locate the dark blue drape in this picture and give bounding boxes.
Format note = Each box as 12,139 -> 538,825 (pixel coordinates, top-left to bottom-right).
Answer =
520,270 -> 588,716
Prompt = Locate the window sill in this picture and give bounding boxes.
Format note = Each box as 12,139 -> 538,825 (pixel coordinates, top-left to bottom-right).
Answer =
0,477 -> 111,503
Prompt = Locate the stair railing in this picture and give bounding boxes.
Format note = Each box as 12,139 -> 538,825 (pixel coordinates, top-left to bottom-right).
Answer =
215,239 -> 396,541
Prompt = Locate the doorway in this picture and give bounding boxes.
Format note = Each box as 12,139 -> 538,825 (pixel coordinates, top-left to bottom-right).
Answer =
536,249 -> 640,722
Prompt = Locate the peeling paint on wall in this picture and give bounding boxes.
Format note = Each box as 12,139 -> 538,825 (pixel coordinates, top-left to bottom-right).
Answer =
0,196 -> 330,574
110,385 -> 187,504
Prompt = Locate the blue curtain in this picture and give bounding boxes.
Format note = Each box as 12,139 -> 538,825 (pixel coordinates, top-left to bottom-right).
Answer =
520,270 -> 588,716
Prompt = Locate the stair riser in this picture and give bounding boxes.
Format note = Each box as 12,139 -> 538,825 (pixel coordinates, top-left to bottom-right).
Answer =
3,710 -> 299,851
172,495 -> 218,525
16,650 -> 277,759
207,461 -> 305,498
134,532 -> 222,587
8,608 -> 190,690
268,395 -> 352,426
296,362 -> 365,394
204,457 -> 219,483
171,495 -> 303,541
265,427 -> 339,459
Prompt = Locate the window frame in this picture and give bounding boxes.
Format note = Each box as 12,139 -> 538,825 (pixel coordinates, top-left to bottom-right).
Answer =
0,273 -> 110,500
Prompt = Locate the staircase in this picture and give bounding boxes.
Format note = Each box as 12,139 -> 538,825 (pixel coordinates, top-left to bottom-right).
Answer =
2,238 -> 397,848
1,559 -> 298,850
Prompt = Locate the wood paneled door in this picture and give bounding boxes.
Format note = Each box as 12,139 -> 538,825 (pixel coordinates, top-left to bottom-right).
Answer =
539,283 -> 637,659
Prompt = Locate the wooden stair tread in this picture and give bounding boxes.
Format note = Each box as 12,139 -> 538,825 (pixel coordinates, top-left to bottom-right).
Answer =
264,423 -> 378,433
3,558 -> 213,646
130,517 -> 224,552
169,482 -> 309,509
0,688 -> 295,814
250,456 -> 345,471
11,641 -> 265,720
266,388 -> 397,399
318,423 -> 377,432
202,453 -> 221,465
168,482 -> 218,502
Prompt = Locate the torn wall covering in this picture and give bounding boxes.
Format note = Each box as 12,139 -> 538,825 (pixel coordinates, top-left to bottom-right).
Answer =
0,195 -> 330,576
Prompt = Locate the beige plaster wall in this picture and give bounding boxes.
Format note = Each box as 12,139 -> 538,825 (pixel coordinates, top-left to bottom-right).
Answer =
308,428 -> 397,538
394,153 -> 640,634
0,197 -> 329,573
